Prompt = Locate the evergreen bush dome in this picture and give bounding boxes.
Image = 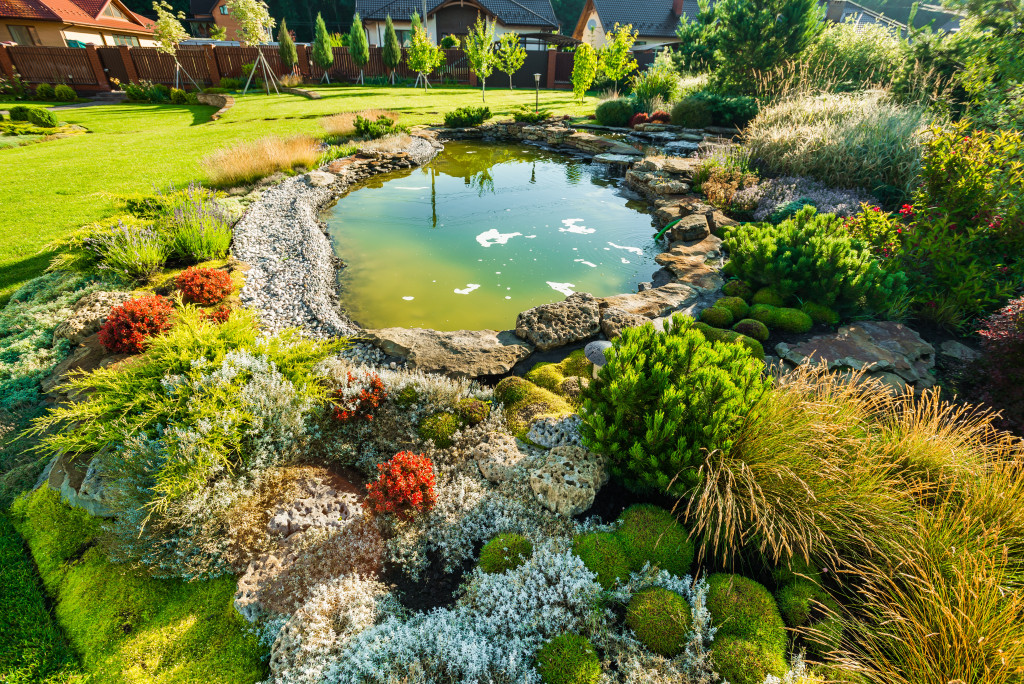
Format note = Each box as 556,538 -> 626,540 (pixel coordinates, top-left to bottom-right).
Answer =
580,314 -> 770,497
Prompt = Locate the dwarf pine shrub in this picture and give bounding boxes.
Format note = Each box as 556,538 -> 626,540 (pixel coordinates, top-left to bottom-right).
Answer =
580,313 -> 769,497
723,206 -> 908,316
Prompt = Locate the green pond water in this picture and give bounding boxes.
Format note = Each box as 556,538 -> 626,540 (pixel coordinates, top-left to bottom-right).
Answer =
324,141 -> 658,331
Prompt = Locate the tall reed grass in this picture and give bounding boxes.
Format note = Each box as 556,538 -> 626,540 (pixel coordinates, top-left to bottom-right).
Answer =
743,91 -> 930,201
201,136 -> 322,187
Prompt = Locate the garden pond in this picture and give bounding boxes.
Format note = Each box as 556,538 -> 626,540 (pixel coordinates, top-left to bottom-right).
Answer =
324,141 -> 659,330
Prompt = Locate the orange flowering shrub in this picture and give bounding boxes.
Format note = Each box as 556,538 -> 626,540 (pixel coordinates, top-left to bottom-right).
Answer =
366,451 -> 437,519
98,295 -> 174,354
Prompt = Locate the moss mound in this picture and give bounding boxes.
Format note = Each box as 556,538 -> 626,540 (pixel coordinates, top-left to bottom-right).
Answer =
418,411 -> 461,448
710,634 -> 787,684
493,376 -> 573,435
478,533 -> 533,574
625,587 -> 692,657
393,384 -> 421,409
535,633 -> 602,684
776,578 -> 842,658
617,504 -> 694,576
749,304 -> 779,325
801,301 -> 840,326
771,307 -> 814,334
455,398 -> 490,425
706,573 -> 787,654
732,318 -> 769,342
694,322 -> 766,361
572,532 -> 631,589
722,280 -> 754,300
715,296 -> 750,319
9,488 -> 265,683
699,305 -> 734,328
526,350 -> 592,402
751,287 -> 786,308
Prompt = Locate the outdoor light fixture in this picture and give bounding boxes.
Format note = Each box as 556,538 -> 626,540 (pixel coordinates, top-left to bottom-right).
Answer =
533,73 -> 541,112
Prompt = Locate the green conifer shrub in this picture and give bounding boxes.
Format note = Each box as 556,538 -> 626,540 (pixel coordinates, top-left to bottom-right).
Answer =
278,19 -> 298,72
312,13 -> 334,74
699,305 -> 734,328
580,314 -> 769,497
34,83 -> 54,100
595,98 -> 634,127
733,318 -> 770,341
625,587 -> 692,657
617,504 -> 694,576
478,533 -> 533,573
723,207 -> 908,317
535,633 -> 602,684
572,531 -> 631,589
382,16 -> 402,81
26,107 -> 58,128
54,84 -> 76,101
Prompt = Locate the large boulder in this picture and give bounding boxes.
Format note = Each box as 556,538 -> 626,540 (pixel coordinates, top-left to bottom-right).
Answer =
600,306 -> 650,339
52,291 -> 132,346
529,446 -> 608,517
42,453 -> 114,517
776,321 -> 936,391
366,328 -> 533,379
41,333 -> 130,396
470,432 -> 527,483
515,292 -> 601,352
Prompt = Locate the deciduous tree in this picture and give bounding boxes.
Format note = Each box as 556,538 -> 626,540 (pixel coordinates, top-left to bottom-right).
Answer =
599,23 -> 638,96
464,14 -> 497,101
571,42 -> 598,103
494,31 -> 526,89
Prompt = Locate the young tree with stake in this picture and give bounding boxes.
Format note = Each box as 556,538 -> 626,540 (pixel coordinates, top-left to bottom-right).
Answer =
406,25 -> 445,90
382,15 -> 401,84
278,18 -> 297,75
494,32 -> 526,89
312,12 -> 334,83
464,14 -> 496,101
571,42 -> 598,103
350,12 -> 370,84
599,23 -> 638,97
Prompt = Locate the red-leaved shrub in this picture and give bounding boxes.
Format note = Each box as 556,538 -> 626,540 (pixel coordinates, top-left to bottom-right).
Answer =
332,370 -> 387,423
174,267 -> 233,305
202,304 -> 232,324
366,451 -> 437,519
628,112 -> 650,129
650,110 -> 670,123
98,295 -> 174,354
976,295 -> 1024,434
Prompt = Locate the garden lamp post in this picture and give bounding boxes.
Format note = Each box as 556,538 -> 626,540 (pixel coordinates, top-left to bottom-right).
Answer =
533,72 -> 540,112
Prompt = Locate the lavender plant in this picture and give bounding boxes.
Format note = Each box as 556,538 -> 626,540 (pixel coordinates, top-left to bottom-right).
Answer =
82,222 -> 170,281
161,182 -> 233,262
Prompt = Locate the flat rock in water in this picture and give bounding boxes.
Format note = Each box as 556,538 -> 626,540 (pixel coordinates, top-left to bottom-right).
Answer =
592,153 -> 637,165
598,282 -> 700,319
366,327 -> 534,378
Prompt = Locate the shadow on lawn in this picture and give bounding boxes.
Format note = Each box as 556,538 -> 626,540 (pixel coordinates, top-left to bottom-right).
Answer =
0,251 -> 55,308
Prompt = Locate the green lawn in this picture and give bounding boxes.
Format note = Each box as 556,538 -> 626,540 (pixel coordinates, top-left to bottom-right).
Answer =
0,85 -> 597,304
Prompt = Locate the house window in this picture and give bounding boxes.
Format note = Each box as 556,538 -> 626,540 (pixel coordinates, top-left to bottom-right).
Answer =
102,3 -> 129,20
7,24 -> 38,45
111,34 -> 140,46
220,5 -> 228,14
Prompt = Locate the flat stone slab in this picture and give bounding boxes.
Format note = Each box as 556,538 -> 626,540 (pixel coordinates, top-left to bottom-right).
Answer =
598,282 -> 700,319
366,327 -> 534,378
655,234 -> 724,292
592,153 -> 637,165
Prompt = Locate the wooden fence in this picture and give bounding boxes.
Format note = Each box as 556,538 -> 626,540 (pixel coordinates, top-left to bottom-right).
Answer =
0,43 -> 664,93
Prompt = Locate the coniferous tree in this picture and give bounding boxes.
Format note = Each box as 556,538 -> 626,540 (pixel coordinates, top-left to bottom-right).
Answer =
382,15 -> 402,84
278,18 -> 297,73
349,12 -> 370,84
410,10 -> 421,32
312,12 -> 334,82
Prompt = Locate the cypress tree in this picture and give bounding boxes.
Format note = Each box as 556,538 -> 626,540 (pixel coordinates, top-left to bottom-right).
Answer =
312,12 -> 334,82
349,12 -> 370,84
382,15 -> 401,84
410,10 -> 421,31
278,18 -> 297,73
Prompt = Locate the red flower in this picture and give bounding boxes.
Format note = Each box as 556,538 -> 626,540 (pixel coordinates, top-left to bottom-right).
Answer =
98,295 -> 174,354
366,452 -> 437,519
898,204 -> 914,216
332,371 -> 386,423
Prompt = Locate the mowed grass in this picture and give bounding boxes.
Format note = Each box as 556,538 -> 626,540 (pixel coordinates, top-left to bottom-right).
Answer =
0,85 -> 597,304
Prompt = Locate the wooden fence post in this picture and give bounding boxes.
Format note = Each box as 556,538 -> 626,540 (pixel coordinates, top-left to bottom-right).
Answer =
0,46 -> 14,81
545,49 -> 556,89
118,45 -> 139,84
295,44 -> 310,80
84,45 -> 111,91
204,44 -> 221,86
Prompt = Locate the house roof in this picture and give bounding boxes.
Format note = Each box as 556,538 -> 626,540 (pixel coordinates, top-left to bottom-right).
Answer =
356,0 -> 559,29
0,0 -> 154,32
587,0 -> 701,38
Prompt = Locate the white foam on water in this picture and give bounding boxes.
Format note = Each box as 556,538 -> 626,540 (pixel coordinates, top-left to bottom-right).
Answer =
402,296 -> 415,300
394,186 -> 429,190
559,218 -> 595,234
608,242 -> 644,256
547,281 -> 576,296
575,259 -> 597,268
454,284 -> 481,295
477,229 -> 522,247
525,235 -> 537,239
505,296 -> 512,299
621,257 -> 630,264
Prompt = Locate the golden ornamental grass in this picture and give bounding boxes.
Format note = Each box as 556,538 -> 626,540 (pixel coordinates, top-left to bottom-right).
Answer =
201,135 -> 322,187
319,109 -> 398,138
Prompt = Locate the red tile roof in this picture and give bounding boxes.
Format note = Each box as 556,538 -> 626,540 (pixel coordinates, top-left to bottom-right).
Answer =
0,0 -> 154,32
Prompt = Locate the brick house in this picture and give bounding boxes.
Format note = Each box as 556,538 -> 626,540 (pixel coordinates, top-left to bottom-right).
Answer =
187,0 -> 243,41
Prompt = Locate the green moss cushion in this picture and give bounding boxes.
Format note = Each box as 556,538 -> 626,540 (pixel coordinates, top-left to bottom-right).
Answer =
751,287 -> 786,308
732,318 -> 770,342
706,573 -> 787,654
455,398 -> 490,425
801,301 -> 840,326
776,578 -> 842,658
572,532 -> 631,589
699,305 -> 734,328
693,322 -> 766,361
535,633 -> 602,684
710,634 -> 787,684
771,308 -> 813,334
418,411 -> 461,448
722,280 -> 754,300
478,533 -> 534,574
625,587 -> 692,657
714,296 -> 750,319
616,504 -> 694,576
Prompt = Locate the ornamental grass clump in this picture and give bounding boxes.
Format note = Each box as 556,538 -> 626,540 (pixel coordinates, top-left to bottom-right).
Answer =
580,313 -> 769,497
202,135 -> 321,187
723,206 -> 907,317
365,451 -> 437,519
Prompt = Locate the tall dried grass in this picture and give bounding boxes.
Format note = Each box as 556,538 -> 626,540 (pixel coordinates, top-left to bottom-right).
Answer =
202,135 -> 322,187
743,91 -> 930,200
684,363 -> 1024,682
319,109 -> 398,139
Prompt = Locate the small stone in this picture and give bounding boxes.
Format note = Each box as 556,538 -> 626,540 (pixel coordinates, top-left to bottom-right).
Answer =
307,170 -> 336,187
939,340 -> 980,362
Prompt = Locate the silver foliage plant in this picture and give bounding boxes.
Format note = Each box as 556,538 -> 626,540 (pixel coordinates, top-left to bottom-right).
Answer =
732,175 -> 877,222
